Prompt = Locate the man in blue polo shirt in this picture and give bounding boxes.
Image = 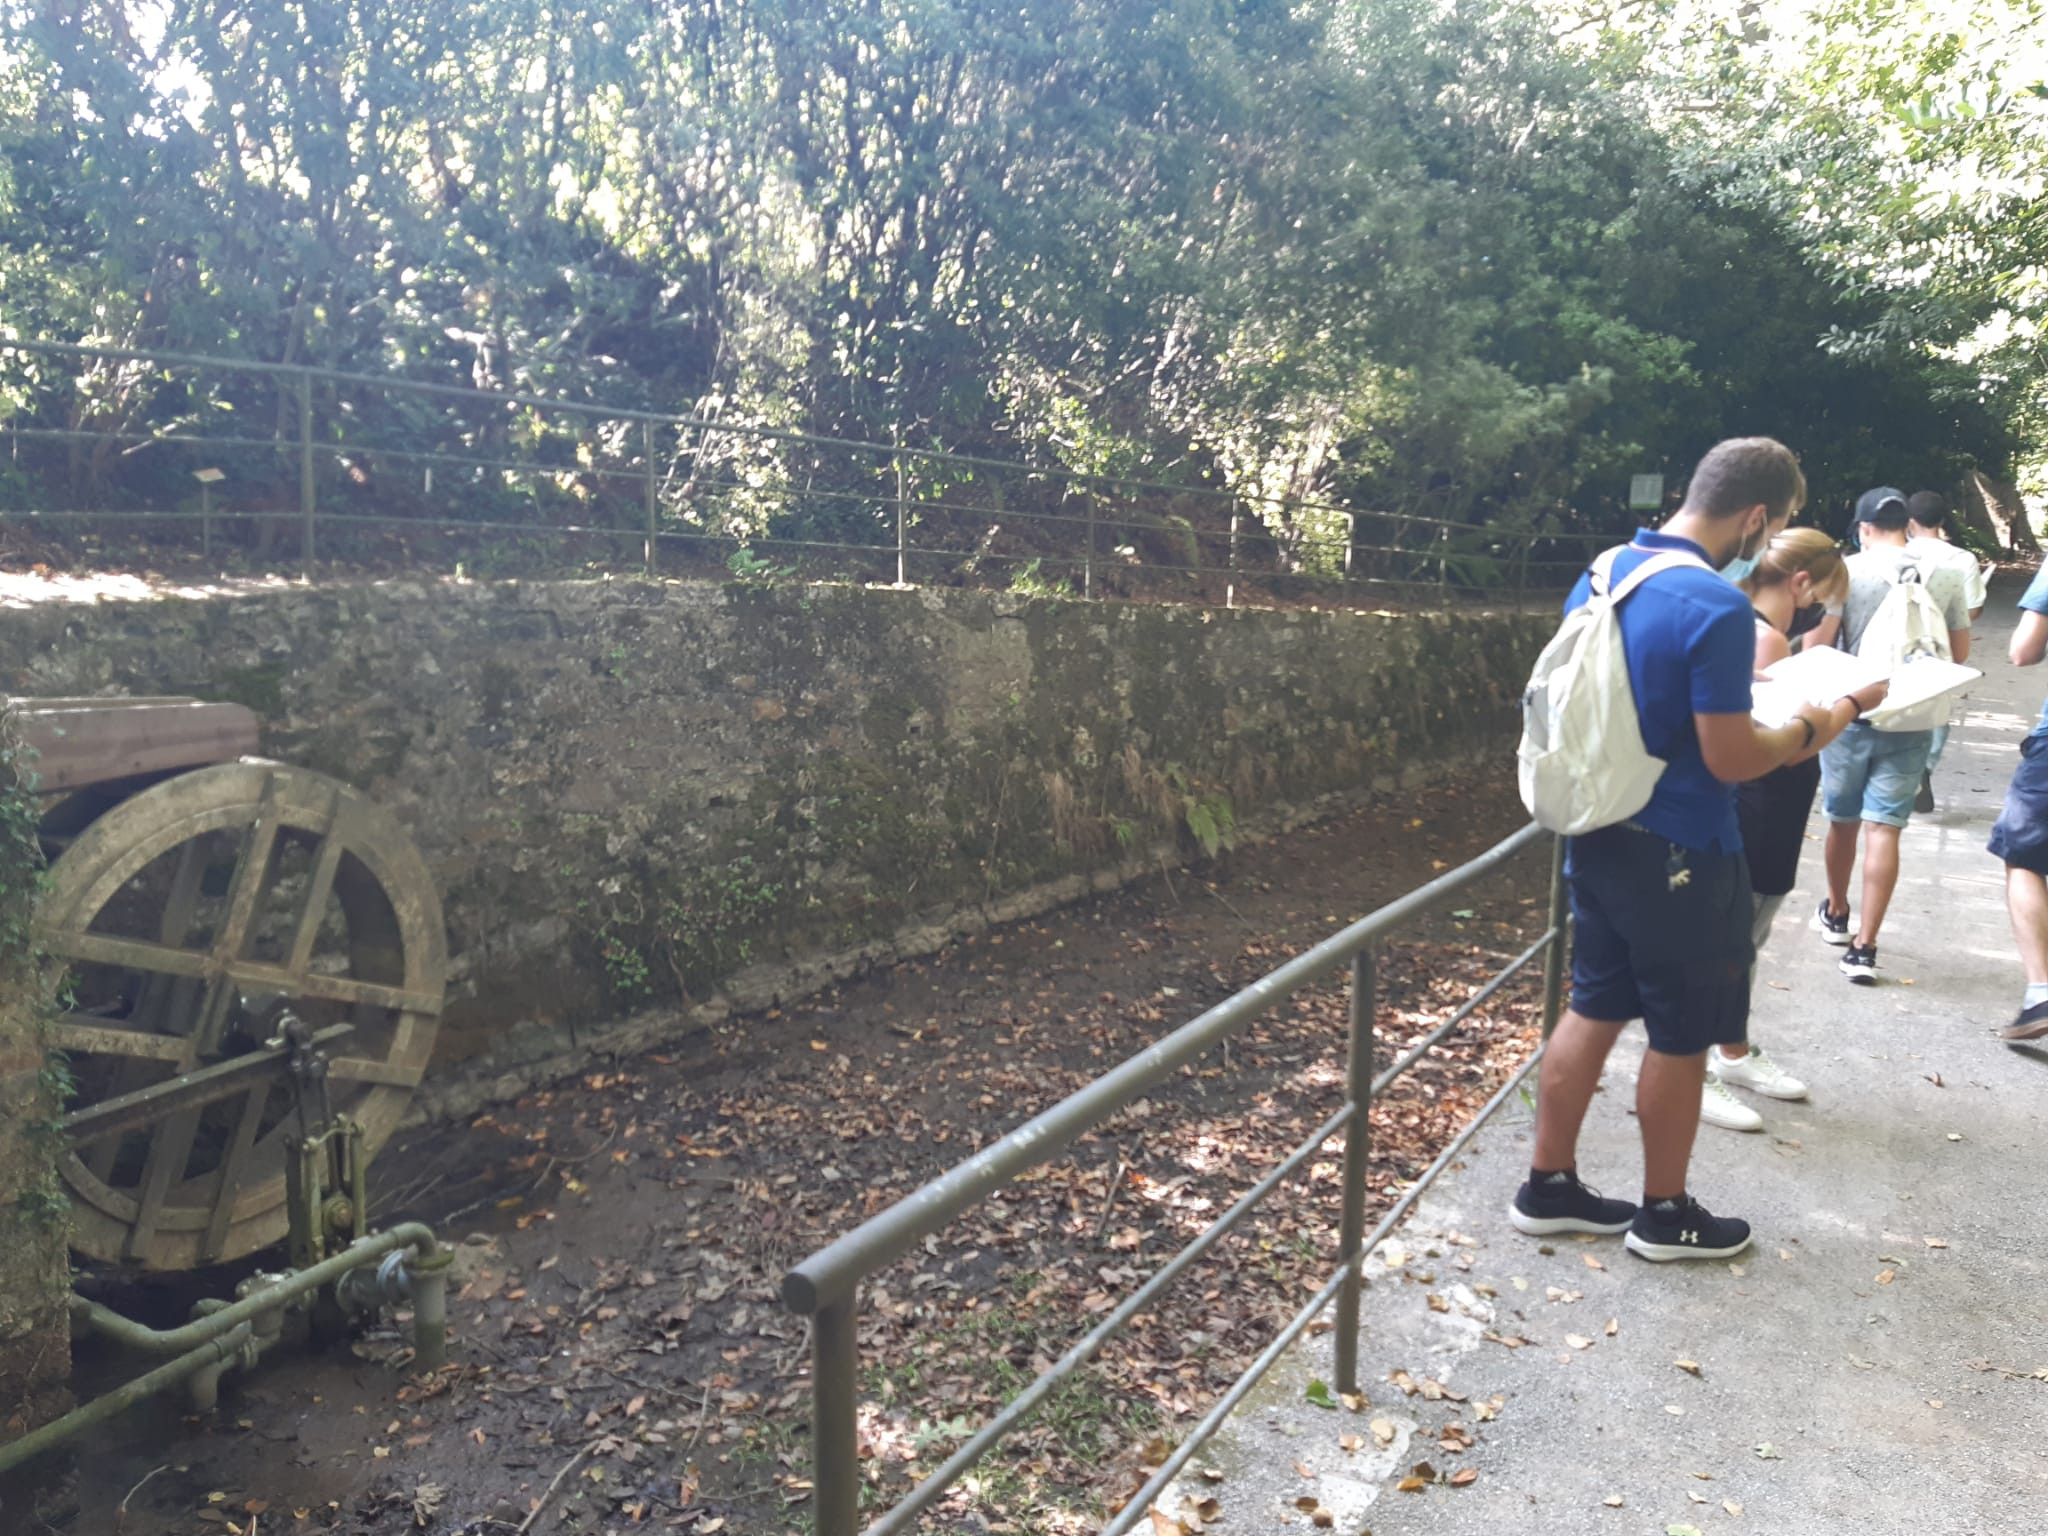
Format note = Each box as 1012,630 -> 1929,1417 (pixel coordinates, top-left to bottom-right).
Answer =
1991,559 -> 2048,1040
1510,437 -> 1842,1262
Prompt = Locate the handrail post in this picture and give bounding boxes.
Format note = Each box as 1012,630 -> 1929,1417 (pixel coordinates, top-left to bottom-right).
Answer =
1334,945 -> 1375,1394
643,419 -> 659,576
1540,834 -> 1568,1040
297,368 -> 315,566
814,1293 -> 861,1536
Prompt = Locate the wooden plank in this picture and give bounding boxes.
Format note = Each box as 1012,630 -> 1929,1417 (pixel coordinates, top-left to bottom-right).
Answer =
6,700 -> 260,792
124,1108 -> 202,1262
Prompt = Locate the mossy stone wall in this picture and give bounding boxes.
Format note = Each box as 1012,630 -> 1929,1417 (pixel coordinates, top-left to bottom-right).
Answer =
0,580 -> 1545,1114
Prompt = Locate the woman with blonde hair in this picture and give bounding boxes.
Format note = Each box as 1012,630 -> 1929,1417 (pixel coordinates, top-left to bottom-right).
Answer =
1703,528 -> 1886,1130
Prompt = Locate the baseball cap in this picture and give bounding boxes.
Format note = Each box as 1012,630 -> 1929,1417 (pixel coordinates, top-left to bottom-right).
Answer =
1855,486 -> 1909,526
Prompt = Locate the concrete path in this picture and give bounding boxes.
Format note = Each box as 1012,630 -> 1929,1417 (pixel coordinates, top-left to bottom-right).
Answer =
1168,572 -> 2048,1535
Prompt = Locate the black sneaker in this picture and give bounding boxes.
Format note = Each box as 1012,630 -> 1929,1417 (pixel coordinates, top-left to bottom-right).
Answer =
1508,1170 -> 1636,1236
1840,943 -> 1878,983
1915,771 -> 1936,814
1812,899 -> 1851,945
1624,1194 -> 1752,1263
1998,999 -> 2048,1041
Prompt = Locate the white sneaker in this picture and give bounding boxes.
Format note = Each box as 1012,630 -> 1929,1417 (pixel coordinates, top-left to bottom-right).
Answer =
1713,1046 -> 1808,1101
1700,1074 -> 1764,1133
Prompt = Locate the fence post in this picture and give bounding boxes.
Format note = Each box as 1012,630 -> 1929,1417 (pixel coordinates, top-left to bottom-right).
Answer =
894,436 -> 907,587
1227,504 -> 1240,610
1334,946 -> 1376,1395
1540,835 -> 1567,1040
643,419 -> 659,577
1344,512 -> 1355,585
813,1293 -> 861,1536
297,369 -> 315,566
1083,490 -> 1095,600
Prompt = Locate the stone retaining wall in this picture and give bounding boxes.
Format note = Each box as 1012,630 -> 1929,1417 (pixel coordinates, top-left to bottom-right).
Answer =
0,579 -> 1545,1114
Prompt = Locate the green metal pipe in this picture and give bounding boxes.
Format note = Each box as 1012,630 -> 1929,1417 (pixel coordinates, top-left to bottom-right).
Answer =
0,1324 -> 253,1477
70,1222 -> 440,1355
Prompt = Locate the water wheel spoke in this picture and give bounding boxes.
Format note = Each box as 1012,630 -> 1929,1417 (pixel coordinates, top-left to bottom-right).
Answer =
192,780 -> 290,1050
132,838 -> 208,1031
52,1017 -> 191,1063
285,793 -> 351,974
42,929 -> 210,980
200,1084 -> 271,1265
328,1056 -> 419,1088
224,962 -> 440,1015
125,1109 -> 203,1262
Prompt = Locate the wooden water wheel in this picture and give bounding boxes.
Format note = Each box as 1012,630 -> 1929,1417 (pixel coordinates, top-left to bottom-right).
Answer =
21,701 -> 446,1270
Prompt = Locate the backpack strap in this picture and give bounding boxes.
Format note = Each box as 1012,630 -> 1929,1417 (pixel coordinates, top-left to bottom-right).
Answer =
1606,548 -> 1711,603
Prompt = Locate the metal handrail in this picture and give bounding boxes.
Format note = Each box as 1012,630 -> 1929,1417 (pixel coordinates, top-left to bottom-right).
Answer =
782,824 -> 1569,1536
0,336 -> 1625,595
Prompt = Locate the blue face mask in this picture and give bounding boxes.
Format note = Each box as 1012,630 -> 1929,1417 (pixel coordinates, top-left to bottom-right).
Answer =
1720,553 -> 1759,584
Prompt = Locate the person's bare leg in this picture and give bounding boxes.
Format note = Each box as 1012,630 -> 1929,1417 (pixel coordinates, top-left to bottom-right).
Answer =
1638,1047 -> 1707,1197
2006,867 -> 2048,983
1824,819 -> 1858,918
1856,823 -> 1903,945
1532,1009 -> 1626,1171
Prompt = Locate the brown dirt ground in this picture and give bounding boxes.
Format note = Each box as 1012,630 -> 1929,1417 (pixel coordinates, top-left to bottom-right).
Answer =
4,764 -> 1550,1536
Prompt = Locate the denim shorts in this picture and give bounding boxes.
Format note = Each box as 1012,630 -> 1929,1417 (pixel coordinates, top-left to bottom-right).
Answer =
1566,824 -> 1753,1056
1990,734 -> 2048,874
1820,722 -> 1934,829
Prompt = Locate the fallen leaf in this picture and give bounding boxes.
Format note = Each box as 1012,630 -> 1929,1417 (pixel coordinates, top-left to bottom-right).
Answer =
1426,1293 -> 1449,1313
1340,1433 -> 1363,1453
1410,1460 -> 1438,1481
1925,1237 -> 1949,1249
1304,1379 -> 1338,1410
1876,1269 -> 1896,1285
1604,1317 -> 1619,1337
1397,1477 -> 1426,1493
1449,1468 -> 1478,1486
1510,1276 -> 1529,1291
1928,1399 -> 1945,1409
1293,1497 -> 1320,1513
1675,1359 -> 1702,1376
1370,1418 -> 1397,1448
1947,1132 -> 1964,1142
1925,1071 -> 1943,1086
1583,1253 -> 1605,1271
1339,1391 -> 1366,1413
1665,1404 -> 1684,1416
1603,1494 -> 1624,1507
1755,1442 -> 1783,1459
1728,1263 -> 1747,1277
1724,1500 -> 1745,1516
1292,1460 -> 1315,1479
1667,1526 -> 1703,1536
1545,1287 -> 1583,1304
1151,1509 -> 1184,1536
1311,1511 -> 1333,1529
1473,1395 -> 1503,1422
1566,1334 -> 1593,1350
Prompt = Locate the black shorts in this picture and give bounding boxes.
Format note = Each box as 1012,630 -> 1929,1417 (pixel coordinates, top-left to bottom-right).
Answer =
1989,734 -> 2048,874
1566,824 -> 1753,1055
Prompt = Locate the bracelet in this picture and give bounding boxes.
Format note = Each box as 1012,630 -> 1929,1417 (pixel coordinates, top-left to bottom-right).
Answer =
1796,717 -> 1817,753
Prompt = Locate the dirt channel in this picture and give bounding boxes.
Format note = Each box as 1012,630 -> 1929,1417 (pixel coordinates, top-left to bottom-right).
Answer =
6,765 -> 1550,1536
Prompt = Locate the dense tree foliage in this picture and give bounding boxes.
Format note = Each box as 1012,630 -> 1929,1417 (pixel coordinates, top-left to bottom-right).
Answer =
0,0 -> 2037,564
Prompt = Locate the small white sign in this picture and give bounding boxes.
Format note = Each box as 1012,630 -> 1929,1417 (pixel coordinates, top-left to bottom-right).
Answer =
1628,474 -> 1665,511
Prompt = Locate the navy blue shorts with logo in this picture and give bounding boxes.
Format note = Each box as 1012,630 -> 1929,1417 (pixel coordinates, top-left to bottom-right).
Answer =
1989,733 -> 2048,875
1566,823 -> 1753,1055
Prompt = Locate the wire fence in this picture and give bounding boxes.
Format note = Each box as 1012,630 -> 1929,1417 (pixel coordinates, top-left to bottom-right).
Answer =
0,338 -> 1625,606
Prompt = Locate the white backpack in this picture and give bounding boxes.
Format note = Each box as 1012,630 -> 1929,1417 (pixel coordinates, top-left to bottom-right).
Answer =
1858,558 -> 1953,734
1518,546 -> 1710,835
